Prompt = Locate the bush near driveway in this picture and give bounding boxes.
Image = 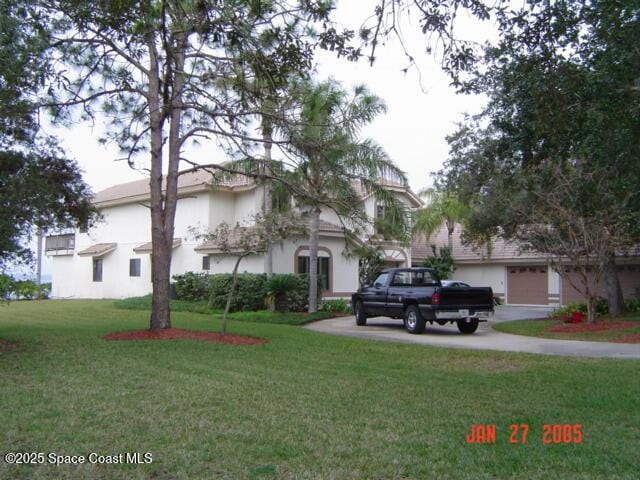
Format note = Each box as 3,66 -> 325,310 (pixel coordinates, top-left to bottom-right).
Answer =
1,300 -> 640,479
550,298 -> 640,319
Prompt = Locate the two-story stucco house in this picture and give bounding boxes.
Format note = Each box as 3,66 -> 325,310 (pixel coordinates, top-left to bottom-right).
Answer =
46,171 -> 422,299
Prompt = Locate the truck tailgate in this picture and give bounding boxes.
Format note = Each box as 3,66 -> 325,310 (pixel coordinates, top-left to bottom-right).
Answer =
438,287 -> 494,309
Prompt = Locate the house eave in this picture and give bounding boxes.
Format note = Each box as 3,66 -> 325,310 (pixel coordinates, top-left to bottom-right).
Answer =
93,182 -> 256,209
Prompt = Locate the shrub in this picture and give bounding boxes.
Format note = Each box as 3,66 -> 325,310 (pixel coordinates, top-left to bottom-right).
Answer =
0,274 -> 14,302
549,297 -> 619,318
209,273 -> 269,312
624,298 -> 640,313
173,271 -> 327,313
38,283 -> 51,299
284,274 -> 324,312
172,272 -> 210,301
320,298 -> 351,313
422,245 -> 455,280
267,275 -> 300,312
14,280 -> 39,300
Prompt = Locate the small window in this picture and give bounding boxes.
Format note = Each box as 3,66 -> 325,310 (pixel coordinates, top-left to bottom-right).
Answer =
129,258 -> 141,277
202,255 -> 210,271
93,258 -> 103,282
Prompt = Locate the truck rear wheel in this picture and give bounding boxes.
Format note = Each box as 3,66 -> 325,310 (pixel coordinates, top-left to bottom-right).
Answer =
457,318 -> 479,334
404,305 -> 426,334
355,301 -> 367,326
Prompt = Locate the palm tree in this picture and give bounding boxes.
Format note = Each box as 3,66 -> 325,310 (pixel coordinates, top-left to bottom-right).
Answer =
413,189 -> 470,250
281,79 -> 408,312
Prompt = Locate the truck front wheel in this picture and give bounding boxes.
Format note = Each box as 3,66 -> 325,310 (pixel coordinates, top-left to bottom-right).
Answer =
457,318 -> 479,334
404,305 -> 426,334
355,301 -> 367,326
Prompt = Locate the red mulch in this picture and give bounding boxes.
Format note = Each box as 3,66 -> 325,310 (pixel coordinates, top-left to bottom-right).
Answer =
546,321 -> 638,333
0,339 -> 16,352
613,334 -> 640,344
102,328 -> 267,345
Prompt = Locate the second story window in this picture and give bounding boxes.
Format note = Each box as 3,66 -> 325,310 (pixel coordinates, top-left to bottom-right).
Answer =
202,256 -> 210,271
45,234 -> 75,252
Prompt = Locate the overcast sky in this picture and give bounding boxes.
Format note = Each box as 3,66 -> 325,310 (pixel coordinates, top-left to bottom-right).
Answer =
32,1 -> 496,280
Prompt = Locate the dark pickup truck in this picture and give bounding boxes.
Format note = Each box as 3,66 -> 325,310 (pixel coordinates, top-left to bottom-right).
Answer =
351,267 -> 494,334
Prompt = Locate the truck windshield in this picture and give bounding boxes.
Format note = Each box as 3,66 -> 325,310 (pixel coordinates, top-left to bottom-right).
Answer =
390,270 -> 438,287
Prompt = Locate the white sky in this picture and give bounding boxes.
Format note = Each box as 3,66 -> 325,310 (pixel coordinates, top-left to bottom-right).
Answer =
32,1 -> 497,280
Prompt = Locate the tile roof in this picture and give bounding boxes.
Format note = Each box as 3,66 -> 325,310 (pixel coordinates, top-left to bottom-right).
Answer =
93,170 -> 253,205
318,220 -> 344,233
77,243 -> 118,257
411,224 -> 546,263
133,238 -> 182,253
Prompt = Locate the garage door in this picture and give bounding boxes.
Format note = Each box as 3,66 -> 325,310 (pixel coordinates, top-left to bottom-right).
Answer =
507,265 -> 548,305
561,265 -> 640,304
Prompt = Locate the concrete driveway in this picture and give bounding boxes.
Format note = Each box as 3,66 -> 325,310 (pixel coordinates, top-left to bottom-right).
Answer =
305,305 -> 640,359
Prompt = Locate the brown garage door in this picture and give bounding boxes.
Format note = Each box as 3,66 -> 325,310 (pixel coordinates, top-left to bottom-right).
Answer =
507,265 -> 548,305
561,265 -> 640,304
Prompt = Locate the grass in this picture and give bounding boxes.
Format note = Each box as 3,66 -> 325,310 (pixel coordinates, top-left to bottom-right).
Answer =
114,295 -> 336,325
494,313 -> 640,342
0,300 -> 638,479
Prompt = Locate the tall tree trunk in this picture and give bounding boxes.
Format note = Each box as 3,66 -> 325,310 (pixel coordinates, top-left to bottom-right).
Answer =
446,219 -> 454,251
602,253 -> 624,316
148,31 -> 186,331
586,296 -> 596,324
262,118 -> 273,279
308,206 -> 321,313
147,34 -> 171,331
36,228 -> 42,286
222,255 -> 244,334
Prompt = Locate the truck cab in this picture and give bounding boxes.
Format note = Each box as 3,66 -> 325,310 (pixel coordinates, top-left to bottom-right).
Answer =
351,267 -> 494,334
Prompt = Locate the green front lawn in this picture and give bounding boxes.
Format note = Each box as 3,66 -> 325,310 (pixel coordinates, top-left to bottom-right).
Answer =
1,300 -> 639,479
114,295 -> 336,325
494,313 -> 640,342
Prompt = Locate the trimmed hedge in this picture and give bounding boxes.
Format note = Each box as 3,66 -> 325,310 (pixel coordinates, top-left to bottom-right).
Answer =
172,272 -> 210,301
171,272 -> 324,312
209,273 -> 269,312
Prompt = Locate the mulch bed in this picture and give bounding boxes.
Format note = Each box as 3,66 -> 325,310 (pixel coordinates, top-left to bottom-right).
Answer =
613,334 -> 640,344
102,328 -> 267,345
546,321 -> 638,334
0,339 -> 16,352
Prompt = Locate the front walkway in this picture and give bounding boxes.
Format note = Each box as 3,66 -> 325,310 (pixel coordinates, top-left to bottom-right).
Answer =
305,306 -> 640,359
